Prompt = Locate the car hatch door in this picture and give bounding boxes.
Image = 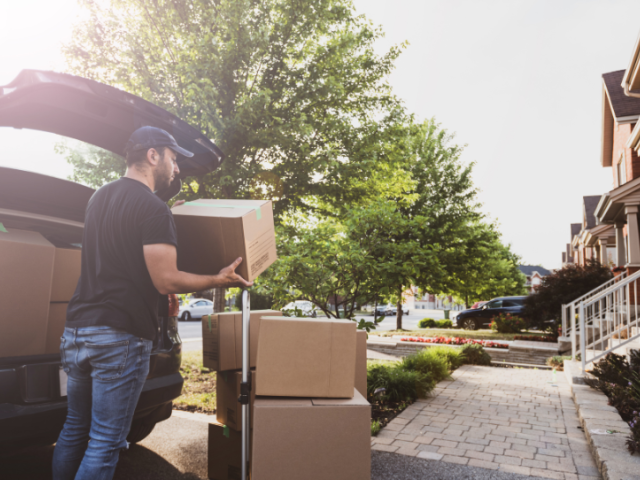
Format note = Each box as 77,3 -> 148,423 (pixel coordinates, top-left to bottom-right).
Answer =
0,70 -> 224,179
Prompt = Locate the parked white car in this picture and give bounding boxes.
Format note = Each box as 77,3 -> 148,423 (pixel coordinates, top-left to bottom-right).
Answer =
178,298 -> 214,321
283,300 -> 318,317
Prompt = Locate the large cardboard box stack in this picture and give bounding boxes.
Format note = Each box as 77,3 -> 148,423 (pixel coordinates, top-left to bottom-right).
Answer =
46,247 -> 82,354
0,228 -> 56,358
172,199 -> 277,282
205,313 -> 371,479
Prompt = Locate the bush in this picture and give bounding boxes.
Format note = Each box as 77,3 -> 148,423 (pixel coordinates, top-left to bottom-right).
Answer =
400,349 -> 450,383
459,344 -> 491,366
366,363 -> 433,403
490,313 -> 526,333
585,351 -> 640,454
546,356 -> 570,371
418,318 -> 436,328
523,260 -> 613,336
427,346 -> 465,370
435,319 -> 453,329
371,419 -> 382,436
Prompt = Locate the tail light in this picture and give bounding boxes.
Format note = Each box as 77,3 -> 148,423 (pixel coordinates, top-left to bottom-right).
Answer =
168,294 -> 179,317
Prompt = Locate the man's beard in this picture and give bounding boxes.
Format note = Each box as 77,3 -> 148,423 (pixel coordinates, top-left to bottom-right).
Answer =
154,160 -> 173,191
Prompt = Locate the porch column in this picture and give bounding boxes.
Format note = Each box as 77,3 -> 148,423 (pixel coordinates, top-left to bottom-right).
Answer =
626,206 -> 640,266
616,222 -> 626,267
598,238 -> 608,265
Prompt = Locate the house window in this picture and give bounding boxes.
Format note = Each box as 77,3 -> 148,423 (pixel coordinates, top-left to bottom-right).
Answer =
618,152 -> 627,186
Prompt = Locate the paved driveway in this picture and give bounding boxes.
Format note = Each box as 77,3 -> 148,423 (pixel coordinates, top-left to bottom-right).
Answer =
372,365 -> 601,479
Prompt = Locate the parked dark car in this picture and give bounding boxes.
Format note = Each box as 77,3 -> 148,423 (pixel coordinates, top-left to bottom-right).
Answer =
453,296 -> 527,331
0,70 -> 224,451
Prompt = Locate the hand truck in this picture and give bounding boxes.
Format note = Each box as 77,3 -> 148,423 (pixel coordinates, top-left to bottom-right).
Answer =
238,289 -> 251,480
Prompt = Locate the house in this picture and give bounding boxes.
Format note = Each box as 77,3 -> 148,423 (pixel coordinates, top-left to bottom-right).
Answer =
562,223 -> 581,265
591,69 -> 640,272
572,195 -> 617,266
518,265 -> 552,294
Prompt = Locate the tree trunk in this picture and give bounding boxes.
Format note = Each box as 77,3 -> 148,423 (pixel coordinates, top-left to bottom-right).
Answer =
213,287 -> 226,313
396,295 -> 403,331
373,299 -> 378,322
465,295 -> 469,310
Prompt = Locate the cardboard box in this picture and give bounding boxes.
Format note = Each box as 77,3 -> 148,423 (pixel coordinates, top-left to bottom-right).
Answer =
208,422 -> 246,480
0,228 -> 55,358
355,330 -> 367,397
202,310 -> 280,371
255,316 -> 356,398
172,199 -> 277,282
216,369 -> 256,431
50,248 -> 81,302
252,389 -> 371,480
45,303 -> 68,354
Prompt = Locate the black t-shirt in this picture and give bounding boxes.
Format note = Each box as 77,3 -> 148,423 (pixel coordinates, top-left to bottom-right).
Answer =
66,177 -> 178,340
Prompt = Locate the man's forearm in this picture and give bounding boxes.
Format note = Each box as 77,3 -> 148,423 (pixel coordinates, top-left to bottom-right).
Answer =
162,271 -> 238,294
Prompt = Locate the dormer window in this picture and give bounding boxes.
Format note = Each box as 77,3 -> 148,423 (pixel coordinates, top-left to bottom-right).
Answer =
618,152 -> 627,186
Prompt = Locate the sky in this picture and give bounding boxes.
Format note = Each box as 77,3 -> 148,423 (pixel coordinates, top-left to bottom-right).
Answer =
2,0 -> 640,269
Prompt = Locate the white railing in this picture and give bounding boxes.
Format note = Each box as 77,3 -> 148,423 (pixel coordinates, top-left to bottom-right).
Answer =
562,271 -> 628,358
578,270 -> 640,372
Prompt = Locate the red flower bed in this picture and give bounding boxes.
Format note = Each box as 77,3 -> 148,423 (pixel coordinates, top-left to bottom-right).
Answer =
512,335 -> 556,343
400,336 -> 509,349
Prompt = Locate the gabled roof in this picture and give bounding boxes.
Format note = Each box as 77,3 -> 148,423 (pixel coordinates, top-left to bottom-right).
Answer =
603,70 -> 640,119
518,265 -> 552,277
571,223 -> 581,239
583,196 -> 601,230
601,70 -> 640,167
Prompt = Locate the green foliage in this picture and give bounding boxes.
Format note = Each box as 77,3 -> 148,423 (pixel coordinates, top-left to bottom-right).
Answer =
585,352 -> 640,454
546,356 -> 571,371
490,313 -> 526,334
56,142 -> 125,188
436,319 -> 453,329
459,344 -> 491,366
232,287 -> 274,311
370,420 -> 382,436
62,0 -> 406,213
366,363 -> 433,403
400,349 -> 450,383
423,346 -> 465,370
524,260 -> 613,335
418,318 -> 436,328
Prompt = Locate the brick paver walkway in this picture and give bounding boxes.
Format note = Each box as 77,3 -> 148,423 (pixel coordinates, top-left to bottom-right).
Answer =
372,365 -> 601,479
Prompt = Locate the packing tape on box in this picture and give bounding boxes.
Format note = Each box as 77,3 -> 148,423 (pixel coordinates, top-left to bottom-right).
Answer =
0,223 -> 7,233
184,202 -> 262,220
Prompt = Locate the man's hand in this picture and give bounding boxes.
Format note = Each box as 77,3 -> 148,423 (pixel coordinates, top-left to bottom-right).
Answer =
172,200 -> 186,208
143,243 -> 253,294
218,257 -> 253,288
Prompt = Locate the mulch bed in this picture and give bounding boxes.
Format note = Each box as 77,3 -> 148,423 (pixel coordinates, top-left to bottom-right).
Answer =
371,400 -> 413,431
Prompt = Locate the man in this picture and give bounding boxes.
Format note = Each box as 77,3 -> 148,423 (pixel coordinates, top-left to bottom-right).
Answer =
52,126 -> 251,480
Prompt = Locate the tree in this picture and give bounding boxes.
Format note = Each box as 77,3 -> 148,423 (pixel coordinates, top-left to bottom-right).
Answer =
56,142 -> 125,189
446,222 -> 527,308
523,260 -> 613,336
61,0 -> 406,216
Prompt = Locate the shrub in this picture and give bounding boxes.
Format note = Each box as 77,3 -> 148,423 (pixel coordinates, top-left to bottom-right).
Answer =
371,419 -> 382,436
400,349 -> 450,383
435,319 -> 453,329
428,345 -> 465,370
490,313 -> 526,333
459,344 -> 491,366
546,356 -> 570,371
523,260 -> 613,336
401,336 -> 509,349
366,363 -> 433,403
585,352 -> 640,454
418,318 -> 436,328
513,334 -> 556,343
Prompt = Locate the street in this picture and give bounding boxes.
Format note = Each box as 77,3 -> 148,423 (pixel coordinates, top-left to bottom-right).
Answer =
177,310 -> 454,345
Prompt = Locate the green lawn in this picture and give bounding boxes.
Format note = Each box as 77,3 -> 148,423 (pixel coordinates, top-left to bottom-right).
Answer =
370,328 -> 551,341
173,350 -> 217,414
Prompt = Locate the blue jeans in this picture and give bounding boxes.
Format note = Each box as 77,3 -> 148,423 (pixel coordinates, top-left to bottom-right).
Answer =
52,326 -> 153,480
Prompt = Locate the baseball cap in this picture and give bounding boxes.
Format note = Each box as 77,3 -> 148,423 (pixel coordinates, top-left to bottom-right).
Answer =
124,126 -> 194,157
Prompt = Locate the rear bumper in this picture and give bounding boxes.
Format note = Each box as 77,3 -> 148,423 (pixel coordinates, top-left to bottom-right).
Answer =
0,372 -> 183,448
